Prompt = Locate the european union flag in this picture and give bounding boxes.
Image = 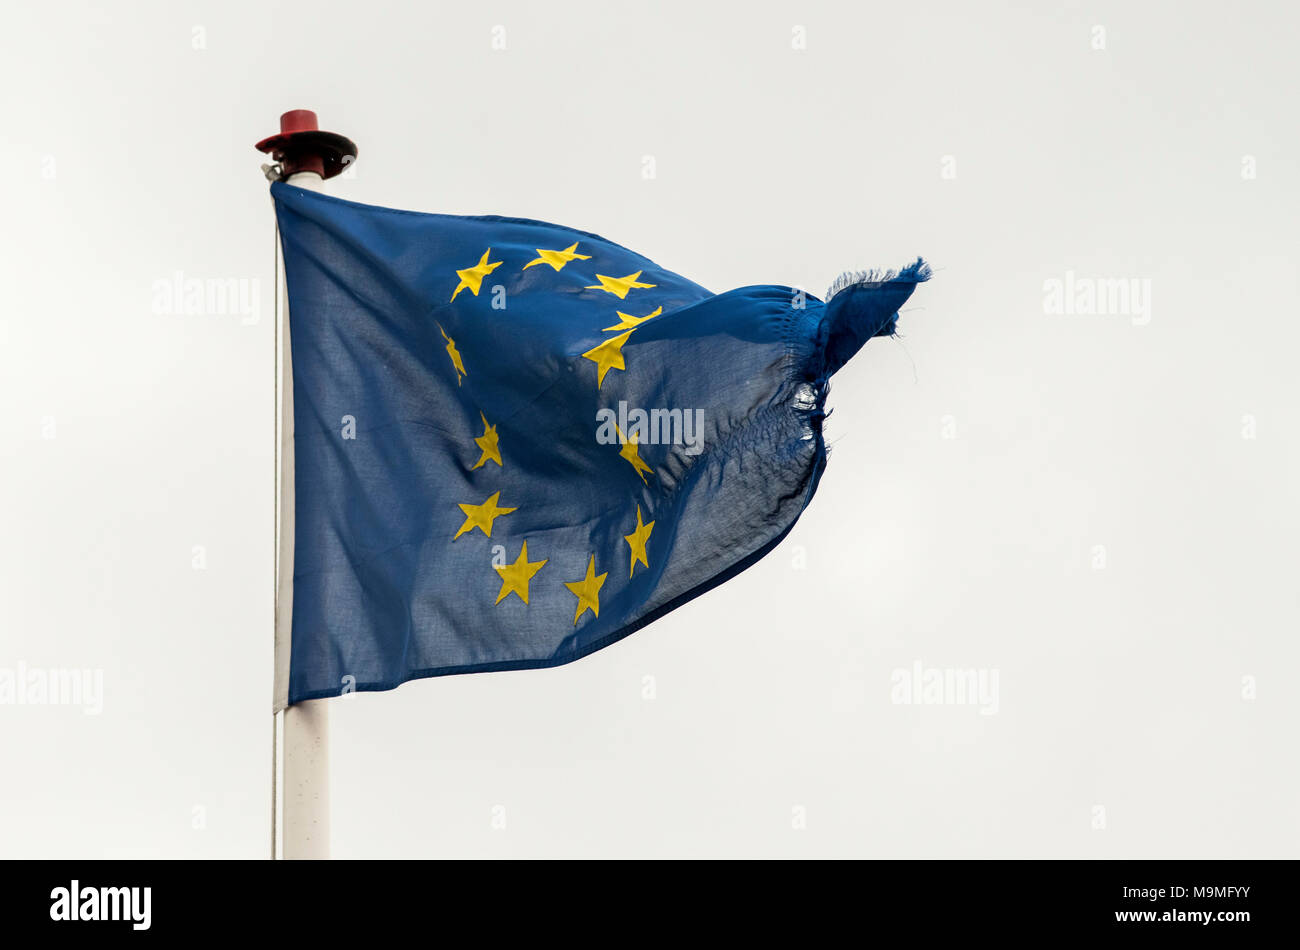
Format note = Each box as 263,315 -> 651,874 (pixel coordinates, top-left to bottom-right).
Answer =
272,181 -> 927,705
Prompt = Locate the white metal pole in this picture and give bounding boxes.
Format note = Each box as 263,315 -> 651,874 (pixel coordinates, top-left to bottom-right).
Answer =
276,167 -> 330,860
281,699 -> 329,859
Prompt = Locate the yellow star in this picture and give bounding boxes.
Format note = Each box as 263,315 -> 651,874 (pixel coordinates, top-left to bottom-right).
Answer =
453,490 -> 516,540
471,412 -> 501,469
451,248 -> 503,301
616,425 -> 653,483
564,555 -> 608,625
603,306 -> 662,333
584,271 -> 656,299
522,242 -> 592,272
581,330 -> 633,389
439,324 -> 466,385
624,505 -> 655,577
494,540 -> 547,605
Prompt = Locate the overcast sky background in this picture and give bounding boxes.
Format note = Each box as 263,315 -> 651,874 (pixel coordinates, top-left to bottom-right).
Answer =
1,0 -> 1296,857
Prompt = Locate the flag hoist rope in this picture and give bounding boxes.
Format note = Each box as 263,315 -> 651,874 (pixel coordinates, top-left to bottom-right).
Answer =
272,213 -> 279,860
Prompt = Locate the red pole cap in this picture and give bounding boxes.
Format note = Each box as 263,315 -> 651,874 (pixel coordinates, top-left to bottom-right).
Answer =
255,110 -> 357,180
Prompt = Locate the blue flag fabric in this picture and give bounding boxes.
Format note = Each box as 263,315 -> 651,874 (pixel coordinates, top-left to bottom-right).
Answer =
273,181 -> 927,704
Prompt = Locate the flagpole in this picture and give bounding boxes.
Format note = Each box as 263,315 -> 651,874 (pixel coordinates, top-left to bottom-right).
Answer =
258,110 -> 357,860
277,166 -> 330,861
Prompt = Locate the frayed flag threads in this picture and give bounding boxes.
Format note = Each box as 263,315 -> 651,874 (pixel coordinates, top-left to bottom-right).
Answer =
825,257 -> 932,302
